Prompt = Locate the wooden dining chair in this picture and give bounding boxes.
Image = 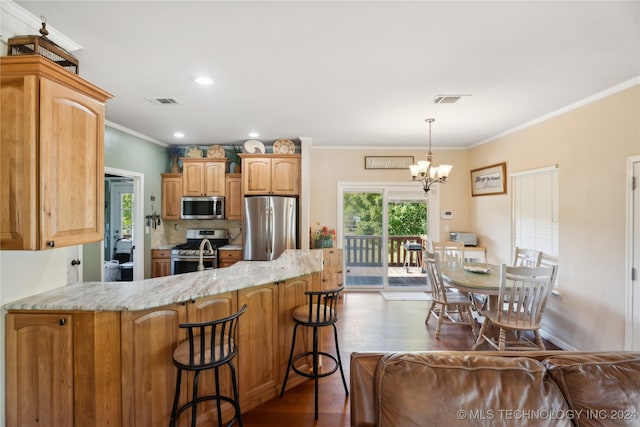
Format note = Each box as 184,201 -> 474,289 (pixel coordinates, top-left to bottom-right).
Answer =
512,247 -> 542,267
473,264 -> 557,351
424,251 -> 478,339
431,241 -> 465,264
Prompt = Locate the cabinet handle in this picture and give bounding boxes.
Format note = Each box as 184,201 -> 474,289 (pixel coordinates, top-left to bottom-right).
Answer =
71,259 -> 81,266
47,241 -> 55,248
59,318 -> 66,326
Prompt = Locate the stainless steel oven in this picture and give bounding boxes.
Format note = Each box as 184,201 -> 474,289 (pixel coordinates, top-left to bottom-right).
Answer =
170,229 -> 229,275
171,253 -> 217,275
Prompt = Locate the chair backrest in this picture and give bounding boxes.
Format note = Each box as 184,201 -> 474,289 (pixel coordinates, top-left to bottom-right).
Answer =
431,241 -> 465,264
539,253 -> 559,289
512,247 -> 542,267
301,286 -> 344,326
177,304 -> 247,368
496,265 -> 557,328
424,251 -> 448,303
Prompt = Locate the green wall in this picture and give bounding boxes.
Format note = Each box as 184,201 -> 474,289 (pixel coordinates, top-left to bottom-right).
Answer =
83,126 -> 168,280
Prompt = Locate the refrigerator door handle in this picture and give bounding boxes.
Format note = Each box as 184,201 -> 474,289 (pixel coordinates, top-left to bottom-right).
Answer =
267,206 -> 273,254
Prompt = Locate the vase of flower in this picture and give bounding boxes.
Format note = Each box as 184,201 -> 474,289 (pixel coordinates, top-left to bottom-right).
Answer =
315,238 -> 333,249
314,224 -> 336,249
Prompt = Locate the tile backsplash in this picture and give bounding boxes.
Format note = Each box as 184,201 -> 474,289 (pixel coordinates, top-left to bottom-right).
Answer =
150,219 -> 242,248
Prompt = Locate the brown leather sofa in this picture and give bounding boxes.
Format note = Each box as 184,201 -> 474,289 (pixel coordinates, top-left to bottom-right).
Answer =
350,351 -> 640,427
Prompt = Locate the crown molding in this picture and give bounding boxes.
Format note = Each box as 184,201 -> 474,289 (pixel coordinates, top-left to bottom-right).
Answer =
0,0 -> 82,52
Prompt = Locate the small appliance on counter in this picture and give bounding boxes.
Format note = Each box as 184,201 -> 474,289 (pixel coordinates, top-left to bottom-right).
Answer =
171,229 -> 229,274
449,231 -> 478,246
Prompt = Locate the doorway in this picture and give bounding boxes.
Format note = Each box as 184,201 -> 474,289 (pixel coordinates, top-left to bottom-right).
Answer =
338,183 -> 431,290
103,167 -> 145,281
626,156 -> 640,350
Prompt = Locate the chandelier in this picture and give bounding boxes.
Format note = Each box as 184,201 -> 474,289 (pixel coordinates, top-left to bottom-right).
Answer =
409,118 -> 452,194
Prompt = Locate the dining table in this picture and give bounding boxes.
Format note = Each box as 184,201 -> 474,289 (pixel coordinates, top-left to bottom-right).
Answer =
439,262 -> 501,310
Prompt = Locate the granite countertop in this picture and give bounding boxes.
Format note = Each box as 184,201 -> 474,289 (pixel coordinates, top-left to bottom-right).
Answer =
5,249 -> 323,312
219,244 -> 242,250
153,244 -> 175,250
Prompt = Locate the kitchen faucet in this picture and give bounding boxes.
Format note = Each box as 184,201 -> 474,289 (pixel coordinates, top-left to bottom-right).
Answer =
198,238 -> 213,271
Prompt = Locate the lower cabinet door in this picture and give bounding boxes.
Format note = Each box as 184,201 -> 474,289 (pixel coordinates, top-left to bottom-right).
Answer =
6,313 -> 74,427
121,304 -> 187,427
237,284 -> 279,411
185,294 -> 239,425
278,276 -> 315,385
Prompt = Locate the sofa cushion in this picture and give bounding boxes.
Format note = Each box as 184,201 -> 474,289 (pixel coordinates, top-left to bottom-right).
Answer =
375,353 -> 571,427
543,353 -> 640,427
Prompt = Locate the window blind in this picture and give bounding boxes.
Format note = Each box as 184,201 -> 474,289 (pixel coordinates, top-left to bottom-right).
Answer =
512,166 -> 558,257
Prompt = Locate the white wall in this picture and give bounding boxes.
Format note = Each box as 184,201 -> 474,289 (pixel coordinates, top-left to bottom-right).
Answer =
0,248 -> 71,427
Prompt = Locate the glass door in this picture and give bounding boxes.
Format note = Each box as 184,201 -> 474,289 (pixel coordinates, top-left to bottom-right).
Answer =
342,190 -> 384,288
339,184 -> 430,290
387,190 -> 428,288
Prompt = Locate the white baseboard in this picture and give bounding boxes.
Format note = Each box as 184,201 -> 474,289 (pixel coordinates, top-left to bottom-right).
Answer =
539,328 -> 578,351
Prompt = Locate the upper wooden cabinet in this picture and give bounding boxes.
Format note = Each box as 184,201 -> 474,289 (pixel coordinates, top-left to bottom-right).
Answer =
181,159 -> 226,196
161,173 -> 182,220
241,154 -> 300,196
0,56 -> 113,250
225,173 -> 242,220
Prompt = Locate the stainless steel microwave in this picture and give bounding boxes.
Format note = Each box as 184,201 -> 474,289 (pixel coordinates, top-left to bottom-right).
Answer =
181,196 -> 225,220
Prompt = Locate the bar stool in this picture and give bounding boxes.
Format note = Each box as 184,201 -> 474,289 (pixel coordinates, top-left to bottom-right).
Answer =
280,286 -> 348,419
169,304 -> 247,427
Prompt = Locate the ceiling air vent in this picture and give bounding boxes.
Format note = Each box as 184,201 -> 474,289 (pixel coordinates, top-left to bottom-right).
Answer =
145,97 -> 182,105
431,94 -> 471,104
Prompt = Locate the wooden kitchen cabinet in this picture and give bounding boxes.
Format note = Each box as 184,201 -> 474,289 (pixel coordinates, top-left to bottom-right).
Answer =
5,273 -> 320,427
182,158 -> 226,196
151,249 -> 172,277
241,154 -> 300,195
322,248 -> 344,290
161,173 -> 182,220
237,274 -> 318,410
0,56 -> 112,250
277,275 -> 317,386
121,303 -> 187,427
218,249 -> 242,268
237,283 -> 279,410
225,173 -> 242,220
5,311 -> 121,427
185,293 -> 238,424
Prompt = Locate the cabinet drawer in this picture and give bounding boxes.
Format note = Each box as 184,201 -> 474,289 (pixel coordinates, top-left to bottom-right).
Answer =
151,249 -> 171,259
219,250 -> 242,261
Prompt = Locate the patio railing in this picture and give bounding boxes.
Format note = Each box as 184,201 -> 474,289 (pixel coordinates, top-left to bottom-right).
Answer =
344,235 -> 424,267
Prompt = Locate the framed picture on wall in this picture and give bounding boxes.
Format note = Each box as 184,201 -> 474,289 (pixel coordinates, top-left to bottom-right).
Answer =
470,162 -> 507,196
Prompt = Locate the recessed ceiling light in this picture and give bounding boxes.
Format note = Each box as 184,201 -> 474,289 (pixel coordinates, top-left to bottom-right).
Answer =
173,132 -> 185,138
193,76 -> 214,85
248,132 -> 259,138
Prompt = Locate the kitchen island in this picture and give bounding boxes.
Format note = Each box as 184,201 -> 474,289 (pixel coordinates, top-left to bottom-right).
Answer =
5,249 -> 324,427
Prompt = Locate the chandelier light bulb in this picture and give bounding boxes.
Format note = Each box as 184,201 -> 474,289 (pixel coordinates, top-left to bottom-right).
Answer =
408,118 -> 452,194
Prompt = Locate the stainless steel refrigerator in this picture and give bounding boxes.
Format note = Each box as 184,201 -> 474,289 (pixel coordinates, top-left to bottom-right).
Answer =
243,196 -> 297,261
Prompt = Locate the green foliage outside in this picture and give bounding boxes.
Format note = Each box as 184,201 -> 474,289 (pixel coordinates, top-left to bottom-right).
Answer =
121,193 -> 134,238
343,192 -> 427,236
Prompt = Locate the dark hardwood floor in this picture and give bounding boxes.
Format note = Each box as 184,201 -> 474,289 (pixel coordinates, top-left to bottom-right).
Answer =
242,291 -> 558,427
